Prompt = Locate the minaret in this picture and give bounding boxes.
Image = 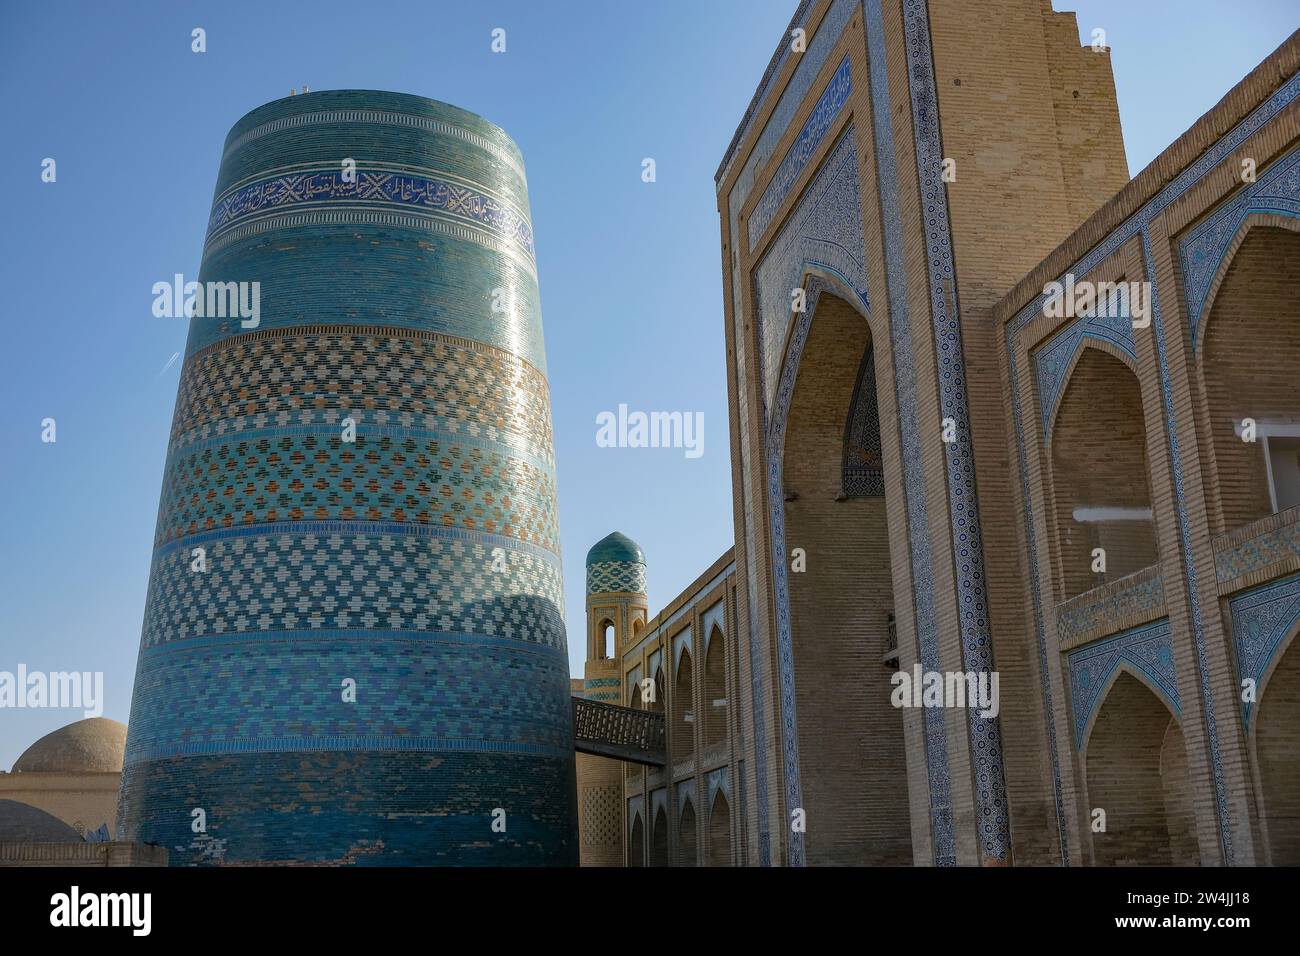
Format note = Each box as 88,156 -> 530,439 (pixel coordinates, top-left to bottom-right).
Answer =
118,90 -> 576,865
575,532 -> 648,865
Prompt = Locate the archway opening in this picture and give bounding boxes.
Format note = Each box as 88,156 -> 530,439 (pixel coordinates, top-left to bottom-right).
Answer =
602,620 -> 615,659
628,812 -> 645,867
677,799 -> 697,866
672,648 -> 695,762
1201,226 -> 1300,530
708,790 -> 732,867
781,291 -> 911,865
703,627 -> 727,751
650,805 -> 669,866
1255,634 -> 1300,864
1049,347 -> 1158,599
1085,671 -> 1195,865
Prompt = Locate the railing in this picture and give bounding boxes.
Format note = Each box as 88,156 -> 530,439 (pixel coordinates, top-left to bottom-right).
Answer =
572,697 -> 667,767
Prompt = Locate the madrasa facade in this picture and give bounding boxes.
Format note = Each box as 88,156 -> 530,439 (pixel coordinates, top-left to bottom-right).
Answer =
55,0 -> 1295,868
571,1 -> 1300,867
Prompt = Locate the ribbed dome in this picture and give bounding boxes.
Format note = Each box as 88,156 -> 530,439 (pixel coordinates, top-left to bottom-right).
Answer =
12,718 -> 127,774
0,800 -> 83,842
586,532 -> 645,566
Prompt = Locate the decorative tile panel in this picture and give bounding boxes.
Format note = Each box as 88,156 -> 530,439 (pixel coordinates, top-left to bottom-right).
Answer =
1214,506 -> 1300,590
1180,145 -> 1300,350
864,0 -> 956,865
586,561 -> 647,596
842,344 -> 885,497
748,55 -> 853,248
1055,566 -> 1166,651
754,127 -> 869,411
901,0 -> 1010,863
1227,572 -> 1300,730
1067,619 -> 1180,749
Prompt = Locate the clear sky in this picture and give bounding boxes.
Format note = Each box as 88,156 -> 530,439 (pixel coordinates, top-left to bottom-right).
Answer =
0,0 -> 1295,770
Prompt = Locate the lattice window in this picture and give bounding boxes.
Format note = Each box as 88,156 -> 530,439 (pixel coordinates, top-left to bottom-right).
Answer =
842,344 -> 884,497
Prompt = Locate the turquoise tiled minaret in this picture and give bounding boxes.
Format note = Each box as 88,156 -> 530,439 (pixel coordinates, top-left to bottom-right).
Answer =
119,91 -> 577,865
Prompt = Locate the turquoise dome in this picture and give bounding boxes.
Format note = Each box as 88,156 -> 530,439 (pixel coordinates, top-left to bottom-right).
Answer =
586,532 -> 645,566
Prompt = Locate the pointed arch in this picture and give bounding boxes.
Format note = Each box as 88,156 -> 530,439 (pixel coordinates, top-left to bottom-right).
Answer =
677,796 -> 697,867
703,624 -> 727,751
1186,210 -> 1300,353
1195,218 -> 1300,529
650,805 -> 669,867
628,810 -> 645,867
1251,621 -> 1300,863
1047,345 -> 1158,598
1083,669 -> 1195,865
708,789 -> 732,867
765,285 -> 913,865
1040,336 -> 1141,448
672,647 -> 695,762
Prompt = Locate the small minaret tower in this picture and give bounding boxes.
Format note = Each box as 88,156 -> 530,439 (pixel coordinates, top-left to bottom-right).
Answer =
575,532 -> 648,866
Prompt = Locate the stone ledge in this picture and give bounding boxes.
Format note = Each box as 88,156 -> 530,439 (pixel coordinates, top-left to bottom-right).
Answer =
1214,505 -> 1300,595
1056,564 -> 1166,651
0,841 -> 168,867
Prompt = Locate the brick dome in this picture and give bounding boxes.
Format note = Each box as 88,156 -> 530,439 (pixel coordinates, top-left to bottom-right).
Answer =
12,718 -> 127,774
0,800 -> 84,842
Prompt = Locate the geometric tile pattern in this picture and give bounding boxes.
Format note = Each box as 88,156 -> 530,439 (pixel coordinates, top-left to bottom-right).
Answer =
1066,618 -> 1180,749
842,344 -> 885,497
125,632 -> 572,764
901,0 -> 1009,863
748,55 -> 853,248
170,327 -> 554,466
754,127 -> 869,411
582,676 -> 622,704
586,560 -> 647,596
581,785 -> 623,847
863,0 -> 956,865
156,431 -> 558,551
140,527 -> 565,650
1055,569 -> 1166,650
1227,571 -> 1300,731
1214,511 -> 1300,584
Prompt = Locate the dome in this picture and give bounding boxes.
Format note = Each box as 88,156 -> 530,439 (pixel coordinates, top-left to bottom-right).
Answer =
12,718 -> 127,774
586,532 -> 645,567
0,800 -> 83,842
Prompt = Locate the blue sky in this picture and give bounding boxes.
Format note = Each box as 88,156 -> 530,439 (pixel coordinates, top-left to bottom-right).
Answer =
0,0 -> 1295,769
